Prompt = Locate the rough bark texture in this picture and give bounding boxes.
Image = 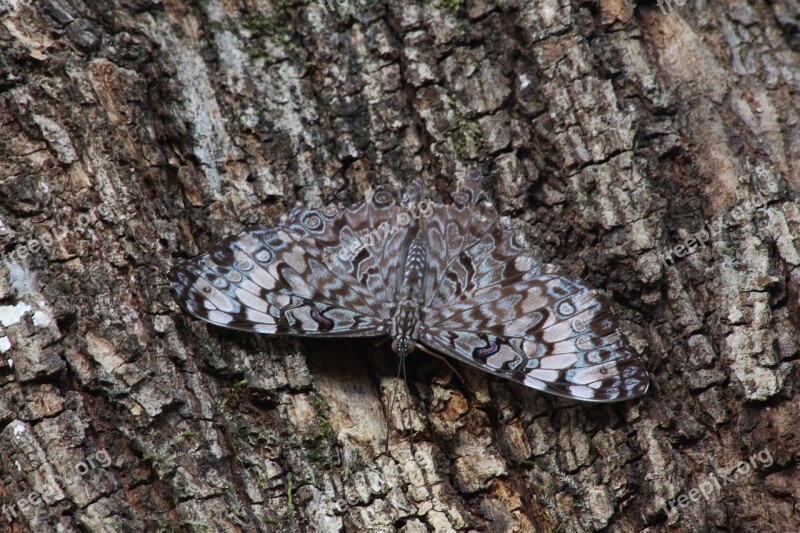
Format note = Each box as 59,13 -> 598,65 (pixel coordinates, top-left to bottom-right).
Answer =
1,0 -> 798,531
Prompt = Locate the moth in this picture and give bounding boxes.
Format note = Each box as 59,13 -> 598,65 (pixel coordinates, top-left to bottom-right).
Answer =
168,170 -> 649,402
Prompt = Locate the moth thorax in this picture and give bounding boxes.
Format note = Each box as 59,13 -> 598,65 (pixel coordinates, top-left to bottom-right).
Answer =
400,236 -> 427,301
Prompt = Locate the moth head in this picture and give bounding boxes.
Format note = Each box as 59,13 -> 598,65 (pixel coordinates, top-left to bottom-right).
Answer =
391,338 -> 416,357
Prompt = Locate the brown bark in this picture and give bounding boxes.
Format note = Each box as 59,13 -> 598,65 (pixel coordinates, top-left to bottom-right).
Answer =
1,0 -> 798,531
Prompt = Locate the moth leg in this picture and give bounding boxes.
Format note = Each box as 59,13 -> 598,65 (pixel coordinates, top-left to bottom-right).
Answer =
415,343 -> 466,384
373,337 -> 391,348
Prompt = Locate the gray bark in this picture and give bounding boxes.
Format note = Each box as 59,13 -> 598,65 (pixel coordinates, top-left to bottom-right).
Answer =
0,0 -> 798,531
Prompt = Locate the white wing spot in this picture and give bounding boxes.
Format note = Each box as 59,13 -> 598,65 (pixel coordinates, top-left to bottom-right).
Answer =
207,310 -> 234,325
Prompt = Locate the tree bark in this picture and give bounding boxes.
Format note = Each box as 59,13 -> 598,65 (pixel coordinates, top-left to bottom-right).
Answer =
1,0 -> 798,531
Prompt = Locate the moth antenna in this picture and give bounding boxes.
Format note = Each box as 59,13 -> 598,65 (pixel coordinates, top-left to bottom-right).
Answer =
401,351 -> 416,456
384,351 -> 404,455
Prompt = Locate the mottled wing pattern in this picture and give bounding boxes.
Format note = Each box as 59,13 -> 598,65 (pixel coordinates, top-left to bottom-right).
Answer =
418,175 -> 649,402
422,180 -> 555,316
168,187 -> 408,337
